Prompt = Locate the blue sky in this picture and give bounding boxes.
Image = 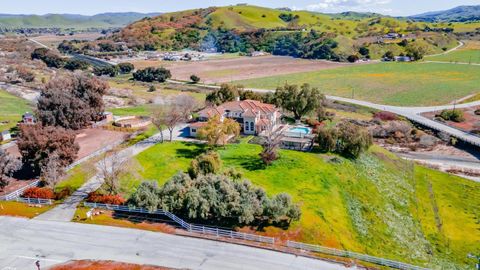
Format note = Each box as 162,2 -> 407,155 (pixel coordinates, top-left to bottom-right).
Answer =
2,0 -> 479,16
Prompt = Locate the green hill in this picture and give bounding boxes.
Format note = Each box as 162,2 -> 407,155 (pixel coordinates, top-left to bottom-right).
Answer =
111,5 -> 464,61
0,12 -> 161,29
411,5 -> 480,22
126,139 -> 479,269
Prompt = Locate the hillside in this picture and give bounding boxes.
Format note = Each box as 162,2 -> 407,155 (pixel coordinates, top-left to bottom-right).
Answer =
124,140 -> 479,269
0,12 -> 161,29
411,5 -> 480,22
109,5 -> 461,61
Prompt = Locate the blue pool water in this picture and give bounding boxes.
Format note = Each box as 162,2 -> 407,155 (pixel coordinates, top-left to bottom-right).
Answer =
288,127 -> 310,134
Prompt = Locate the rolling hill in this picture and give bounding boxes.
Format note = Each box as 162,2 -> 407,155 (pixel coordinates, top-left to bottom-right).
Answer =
411,5 -> 480,22
108,5 -> 460,61
0,12 -> 161,29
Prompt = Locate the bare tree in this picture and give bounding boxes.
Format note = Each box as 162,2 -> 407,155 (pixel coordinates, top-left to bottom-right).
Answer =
174,94 -> 198,119
40,152 -> 64,188
260,121 -> 283,165
165,106 -> 185,142
0,149 -> 21,191
151,107 -> 168,143
98,150 -> 128,195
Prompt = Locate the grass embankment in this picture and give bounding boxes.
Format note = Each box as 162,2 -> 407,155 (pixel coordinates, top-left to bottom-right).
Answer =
117,139 -> 479,269
56,161 -> 97,193
235,62 -> 480,106
426,41 -> 480,64
0,201 -> 54,218
0,89 -> 33,131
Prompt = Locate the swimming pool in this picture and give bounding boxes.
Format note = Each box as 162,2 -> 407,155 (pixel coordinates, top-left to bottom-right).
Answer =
288,127 -> 311,135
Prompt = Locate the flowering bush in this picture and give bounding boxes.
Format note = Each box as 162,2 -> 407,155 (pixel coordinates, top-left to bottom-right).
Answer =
23,187 -> 55,199
373,111 -> 399,121
86,192 -> 126,205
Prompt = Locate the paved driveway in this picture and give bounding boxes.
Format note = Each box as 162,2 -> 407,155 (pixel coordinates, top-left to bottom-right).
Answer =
0,216 -> 348,270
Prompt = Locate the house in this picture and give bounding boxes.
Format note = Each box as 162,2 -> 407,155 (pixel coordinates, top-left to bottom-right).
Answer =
189,99 -> 281,136
395,56 -> 412,62
0,130 -> 11,142
22,112 -> 36,125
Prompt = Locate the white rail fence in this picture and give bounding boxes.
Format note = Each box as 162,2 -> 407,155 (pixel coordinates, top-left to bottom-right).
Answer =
83,202 -> 275,245
0,179 -> 41,201
286,241 -> 429,270
14,197 -> 53,205
84,202 -> 430,270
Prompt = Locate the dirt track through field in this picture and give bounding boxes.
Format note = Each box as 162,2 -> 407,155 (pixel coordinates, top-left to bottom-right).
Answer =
136,56 -> 354,84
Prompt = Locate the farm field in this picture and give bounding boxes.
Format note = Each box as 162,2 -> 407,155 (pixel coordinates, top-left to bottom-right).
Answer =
426,41 -> 480,64
120,139 -> 479,269
0,89 -> 33,131
236,62 -> 480,106
129,56 -> 351,84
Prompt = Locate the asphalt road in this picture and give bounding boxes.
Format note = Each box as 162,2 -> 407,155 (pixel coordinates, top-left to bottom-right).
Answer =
0,216 -> 348,270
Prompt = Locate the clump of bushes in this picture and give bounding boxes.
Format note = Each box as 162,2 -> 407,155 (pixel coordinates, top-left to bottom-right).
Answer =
317,121 -> 373,159
54,186 -> 74,200
64,59 -> 90,71
93,65 -> 118,77
86,191 -> 126,205
31,48 -> 65,68
373,111 -> 399,121
23,187 -> 55,199
190,74 -> 200,84
133,67 -> 171,83
129,173 -> 301,226
438,109 -> 465,123
117,62 -> 135,74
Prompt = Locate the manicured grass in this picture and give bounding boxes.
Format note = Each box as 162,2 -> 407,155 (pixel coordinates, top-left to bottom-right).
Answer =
0,89 -> 33,131
0,201 -> 54,218
235,62 -> 480,106
122,139 -> 479,268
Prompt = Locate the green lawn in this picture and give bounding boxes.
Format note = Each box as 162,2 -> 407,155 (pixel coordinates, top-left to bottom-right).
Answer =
56,162 -> 96,193
0,89 -> 33,131
235,62 -> 480,106
123,139 -> 479,269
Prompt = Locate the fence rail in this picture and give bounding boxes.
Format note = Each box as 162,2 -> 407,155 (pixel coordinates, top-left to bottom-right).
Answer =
286,241 -> 429,270
14,197 -> 53,205
0,179 -> 41,201
83,202 -> 274,245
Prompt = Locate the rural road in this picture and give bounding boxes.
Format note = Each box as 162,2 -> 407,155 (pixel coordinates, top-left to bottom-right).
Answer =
0,216 -> 348,270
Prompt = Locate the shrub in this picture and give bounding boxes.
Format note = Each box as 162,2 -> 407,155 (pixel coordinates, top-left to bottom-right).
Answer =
373,111 -> 399,121
23,187 -> 55,199
86,192 -> 125,205
133,67 -> 171,83
55,186 -> 74,200
188,151 -> 222,178
474,109 -> 480,116
347,54 -> 360,63
93,65 -> 118,77
439,109 -> 465,123
148,85 -> 157,92
190,74 -> 200,84
16,66 -> 35,82
317,121 -> 372,159
64,59 -> 90,71
117,62 -> 135,74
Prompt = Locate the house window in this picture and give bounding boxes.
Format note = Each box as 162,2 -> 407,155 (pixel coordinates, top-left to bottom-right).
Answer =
245,122 -> 249,131
191,129 -> 197,133
250,122 -> 254,131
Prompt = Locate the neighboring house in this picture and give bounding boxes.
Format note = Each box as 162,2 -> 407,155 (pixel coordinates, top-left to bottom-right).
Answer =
22,112 -> 36,125
190,99 -> 281,136
0,130 -> 11,142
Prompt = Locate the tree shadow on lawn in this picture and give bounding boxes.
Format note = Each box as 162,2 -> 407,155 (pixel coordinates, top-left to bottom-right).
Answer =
222,155 -> 267,171
175,143 -> 207,159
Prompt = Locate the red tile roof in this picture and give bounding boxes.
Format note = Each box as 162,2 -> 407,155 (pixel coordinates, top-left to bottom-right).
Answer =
200,100 -> 278,118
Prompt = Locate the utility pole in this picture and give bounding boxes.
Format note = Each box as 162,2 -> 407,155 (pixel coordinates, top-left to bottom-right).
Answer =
468,254 -> 480,270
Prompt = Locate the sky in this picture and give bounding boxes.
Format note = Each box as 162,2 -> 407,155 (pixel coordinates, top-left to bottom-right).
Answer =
1,0 -> 479,16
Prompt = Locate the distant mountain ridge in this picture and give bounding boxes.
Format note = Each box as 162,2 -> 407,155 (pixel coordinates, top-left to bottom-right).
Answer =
410,5 -> 480,22
0,12 -> 162,29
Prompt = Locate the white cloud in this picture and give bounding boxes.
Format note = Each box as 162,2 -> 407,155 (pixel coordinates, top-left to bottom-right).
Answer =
304,0 -> 392,13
